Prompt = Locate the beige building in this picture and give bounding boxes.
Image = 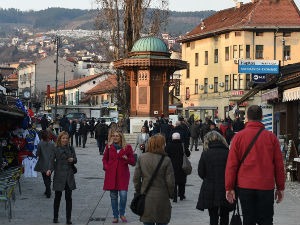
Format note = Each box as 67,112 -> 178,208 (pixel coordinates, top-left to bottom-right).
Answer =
178,0 -> 300,120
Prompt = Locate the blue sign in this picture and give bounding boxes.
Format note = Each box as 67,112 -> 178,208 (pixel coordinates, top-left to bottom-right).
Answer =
238,60 -> 279,74
252,74 -> 266,83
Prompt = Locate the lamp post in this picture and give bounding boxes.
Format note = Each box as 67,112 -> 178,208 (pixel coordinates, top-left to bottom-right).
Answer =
54,36 -> 61,117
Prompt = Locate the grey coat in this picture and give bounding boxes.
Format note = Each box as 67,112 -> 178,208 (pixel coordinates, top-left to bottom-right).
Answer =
34,141 -> 55,173
50,145 -> 77,191
133,152 -> 175,223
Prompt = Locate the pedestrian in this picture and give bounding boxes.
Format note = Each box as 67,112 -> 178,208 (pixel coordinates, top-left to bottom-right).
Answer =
95,119 -> 109,155
74,119 -> 82,147
68,120 -> 76,147
134,126 -> 150,156
225,105 -> 285,225
34,130 -> 55,198
89,117 -> 95,138
41,114 -> 49,130
80,120 -> 89,148
133,134 -> 175,225
102,131 -> 135,223
196,131 -> 232,225
53,116 -> 60,135
47,122 -> 57,143
166,132 -> 190,202
47,131 -> 77,224
60,115 -> 70,132
189,120 -> 201,151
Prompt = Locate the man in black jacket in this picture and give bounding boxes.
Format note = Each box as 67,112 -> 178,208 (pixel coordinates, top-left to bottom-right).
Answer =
94,119 -> 108,155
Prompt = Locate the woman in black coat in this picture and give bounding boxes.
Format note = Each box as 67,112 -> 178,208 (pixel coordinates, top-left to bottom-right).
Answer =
196,131 -> 232,225
166,132 -> 191,202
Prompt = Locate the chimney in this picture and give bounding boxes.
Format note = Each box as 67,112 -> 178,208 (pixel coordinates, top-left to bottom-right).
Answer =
236,2 -> 243,8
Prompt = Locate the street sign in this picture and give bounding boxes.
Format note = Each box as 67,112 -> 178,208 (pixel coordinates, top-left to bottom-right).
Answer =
252,74 -> 267,83
238,60 -> 279,74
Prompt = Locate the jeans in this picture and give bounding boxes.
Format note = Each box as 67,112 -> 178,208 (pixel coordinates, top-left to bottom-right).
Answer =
208,206 -> 229,225
143,223 -> 168,225
75,133 -> 81,146
97,137 -> 106,154
110,190 -> 127,219
238,188 -> 274,225
81,134 -> 87,148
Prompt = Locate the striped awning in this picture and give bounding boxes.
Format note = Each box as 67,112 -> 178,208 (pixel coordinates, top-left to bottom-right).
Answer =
283,87 -> 300,102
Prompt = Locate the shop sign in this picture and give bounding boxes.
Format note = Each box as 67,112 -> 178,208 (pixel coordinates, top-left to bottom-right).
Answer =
252,74 -> 267,83
231,90 -> 244,96
238,60 -> 279,74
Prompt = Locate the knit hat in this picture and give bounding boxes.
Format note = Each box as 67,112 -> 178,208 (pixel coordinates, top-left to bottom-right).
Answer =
172,132 -> 181,140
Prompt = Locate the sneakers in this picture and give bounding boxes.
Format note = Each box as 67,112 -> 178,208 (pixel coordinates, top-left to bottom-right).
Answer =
112,218 -> 118,223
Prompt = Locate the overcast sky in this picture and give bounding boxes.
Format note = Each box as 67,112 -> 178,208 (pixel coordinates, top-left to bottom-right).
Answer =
0,0 -> 300,11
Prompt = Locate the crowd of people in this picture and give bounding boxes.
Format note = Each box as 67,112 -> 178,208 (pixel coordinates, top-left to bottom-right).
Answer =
33,105 -> 285,225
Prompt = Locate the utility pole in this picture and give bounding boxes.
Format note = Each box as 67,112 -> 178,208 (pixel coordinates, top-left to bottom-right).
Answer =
54,36 -> 60,117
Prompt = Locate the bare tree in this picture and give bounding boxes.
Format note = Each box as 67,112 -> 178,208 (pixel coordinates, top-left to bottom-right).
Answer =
95,0 -> 169,116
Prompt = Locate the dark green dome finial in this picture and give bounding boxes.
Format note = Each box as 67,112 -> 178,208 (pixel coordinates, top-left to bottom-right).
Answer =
131,36 -> 169,53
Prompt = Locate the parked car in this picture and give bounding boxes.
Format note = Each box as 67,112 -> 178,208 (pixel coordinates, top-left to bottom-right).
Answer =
66,112 -> 87,121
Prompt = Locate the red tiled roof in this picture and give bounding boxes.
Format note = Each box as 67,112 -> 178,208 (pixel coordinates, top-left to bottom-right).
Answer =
85,75 -> 118,95
50,73 -> 104,93
179,0 -> 300,42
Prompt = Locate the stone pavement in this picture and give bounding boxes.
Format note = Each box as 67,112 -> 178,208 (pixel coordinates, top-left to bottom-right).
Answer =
0,136 -> 300,225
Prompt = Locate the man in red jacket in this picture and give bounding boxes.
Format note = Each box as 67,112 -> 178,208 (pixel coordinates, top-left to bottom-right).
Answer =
225,105 -> 285,225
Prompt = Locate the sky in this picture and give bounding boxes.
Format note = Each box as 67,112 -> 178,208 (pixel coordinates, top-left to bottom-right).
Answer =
0,0 -> 300,12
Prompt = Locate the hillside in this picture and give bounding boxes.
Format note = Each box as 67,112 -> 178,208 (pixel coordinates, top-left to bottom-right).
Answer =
0,8 -> 215,36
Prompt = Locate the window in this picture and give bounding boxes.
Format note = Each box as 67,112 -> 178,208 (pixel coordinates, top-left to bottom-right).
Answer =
255,45 -> 264,59
195,53 -> 199,66
225,33 -> 229,39
233,45 -> 238,58
233,74 -> 238,90
283,32 -> 291,37
204,78 -> 208,94
256,32 -> 263,36
246,45 -> 250,58
284,45 -> 291,60
214,77 -> 218,93
186,63 -> 190,79
239,45 -> 243,58
225,47 -> 229,61
238,74 -> 242,90
235,31 -> 241,36
225,75 -> 229,91
186,87 -> 190,100
246,74 -> 251,90
195,79 -> 198,94
214,49 -> 218,63
186,42 -> 190,47
204,51 -> 208,65
175,82 -> 180,96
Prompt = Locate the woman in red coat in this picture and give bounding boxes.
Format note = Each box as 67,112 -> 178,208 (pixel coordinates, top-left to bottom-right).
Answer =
102,131 -> 135,223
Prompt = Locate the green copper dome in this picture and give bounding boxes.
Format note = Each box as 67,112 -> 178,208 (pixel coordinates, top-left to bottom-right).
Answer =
131,36 -> 169,53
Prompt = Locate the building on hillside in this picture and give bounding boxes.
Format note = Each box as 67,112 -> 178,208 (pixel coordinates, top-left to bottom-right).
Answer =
177,0 -> 300,120
46,72 -> 112,116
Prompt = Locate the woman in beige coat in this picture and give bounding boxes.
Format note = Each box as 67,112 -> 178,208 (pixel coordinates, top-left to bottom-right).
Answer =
133,134 -> 175,225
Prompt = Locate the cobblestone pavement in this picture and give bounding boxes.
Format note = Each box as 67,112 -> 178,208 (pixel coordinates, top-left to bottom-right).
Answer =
0,137 -> 299,225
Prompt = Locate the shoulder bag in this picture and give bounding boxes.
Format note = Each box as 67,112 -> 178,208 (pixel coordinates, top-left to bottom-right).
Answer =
130,155 -> 165,216
182,143 -> 192,175
69,146 -> 77,174
230,128 -> 264,225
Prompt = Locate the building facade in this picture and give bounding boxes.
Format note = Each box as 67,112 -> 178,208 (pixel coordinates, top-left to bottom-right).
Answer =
178,0 -> 300,120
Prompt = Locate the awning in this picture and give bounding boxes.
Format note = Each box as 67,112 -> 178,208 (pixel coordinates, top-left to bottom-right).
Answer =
261,87 -> 278,102
283,87 -> 300,102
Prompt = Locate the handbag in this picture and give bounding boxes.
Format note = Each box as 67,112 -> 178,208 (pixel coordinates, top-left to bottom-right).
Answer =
72,164 -> 77,174
130,155 -> 165,216
230,199 -> 242,225
181,144 -> 192,175
229,127 -> 264,225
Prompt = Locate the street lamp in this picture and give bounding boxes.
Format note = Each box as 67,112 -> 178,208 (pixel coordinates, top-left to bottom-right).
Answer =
54,35 -> 61,117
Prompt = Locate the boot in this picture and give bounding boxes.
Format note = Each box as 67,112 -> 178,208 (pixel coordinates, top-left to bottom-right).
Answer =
53,194 -> 61,222
66,199 -> 72,225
